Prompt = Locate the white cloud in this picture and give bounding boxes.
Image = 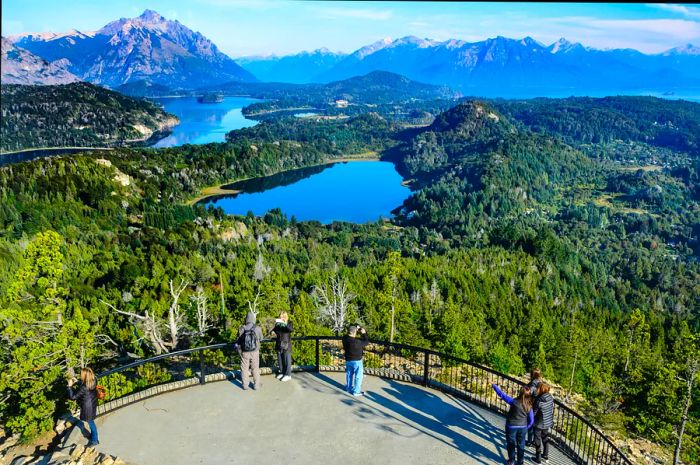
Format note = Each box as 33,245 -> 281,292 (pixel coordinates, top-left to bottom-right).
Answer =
651,4 -> 700,20
314,7 -> 393,21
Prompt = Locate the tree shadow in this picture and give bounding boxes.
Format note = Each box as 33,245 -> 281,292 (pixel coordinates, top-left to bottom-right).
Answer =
311,374 -> 505,465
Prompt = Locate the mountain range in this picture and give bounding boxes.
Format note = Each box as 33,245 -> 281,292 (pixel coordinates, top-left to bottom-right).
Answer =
239,36 -> 700,95
9,10 -> 255,88
4,9 -> 699,96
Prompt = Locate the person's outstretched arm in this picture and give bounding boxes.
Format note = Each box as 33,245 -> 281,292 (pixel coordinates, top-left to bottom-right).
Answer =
67,383 -> 84,401
492,384 -> 514,404
277,322 -> 293,333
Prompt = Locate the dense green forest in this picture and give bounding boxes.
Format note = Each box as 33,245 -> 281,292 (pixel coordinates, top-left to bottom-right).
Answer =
0,83 -> 178,152
0,96 -> 698,463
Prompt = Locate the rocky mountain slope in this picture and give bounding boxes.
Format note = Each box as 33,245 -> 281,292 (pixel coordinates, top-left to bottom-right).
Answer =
11,10 -> 256,89
1,36 -> 79,85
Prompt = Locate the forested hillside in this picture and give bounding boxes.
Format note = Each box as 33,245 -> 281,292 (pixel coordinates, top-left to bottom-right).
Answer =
0,97 -> 698,463
0,83 -> 178,152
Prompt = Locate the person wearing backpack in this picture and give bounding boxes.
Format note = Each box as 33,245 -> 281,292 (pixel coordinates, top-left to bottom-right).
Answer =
67,367 -> 100,446
272,311 -> 293,382
532,382 -> 554,464
492,383 -> 534,465
343,325 -> 369,396
237,311 -> 263,390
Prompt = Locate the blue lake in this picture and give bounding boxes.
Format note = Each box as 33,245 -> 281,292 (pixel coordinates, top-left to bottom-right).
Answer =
151,96 -> 259,147
202,161 -> 412,224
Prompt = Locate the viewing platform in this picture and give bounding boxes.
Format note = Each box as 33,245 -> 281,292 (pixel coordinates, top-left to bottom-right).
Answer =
63,337 -> 631,465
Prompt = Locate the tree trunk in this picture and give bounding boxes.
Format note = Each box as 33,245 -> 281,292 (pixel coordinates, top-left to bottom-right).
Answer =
567,348 -> 578,400
219,270 -> 226,318
674,362 -> 697,465
390,303 -> 395,343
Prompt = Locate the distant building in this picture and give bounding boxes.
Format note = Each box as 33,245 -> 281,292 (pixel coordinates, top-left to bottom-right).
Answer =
335,99 -> 349,108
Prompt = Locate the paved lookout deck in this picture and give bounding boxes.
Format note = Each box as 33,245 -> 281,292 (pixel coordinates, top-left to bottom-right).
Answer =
74,372 -> 576,465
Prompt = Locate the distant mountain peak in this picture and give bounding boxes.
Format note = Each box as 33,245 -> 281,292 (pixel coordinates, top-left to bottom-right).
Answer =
548,37 -> 585,54
139,9 -> 165,22
663,43 -> 700,56
13,11 -> 256,88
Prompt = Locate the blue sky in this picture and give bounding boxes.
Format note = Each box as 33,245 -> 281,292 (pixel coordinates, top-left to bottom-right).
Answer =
3,1 -> 700,56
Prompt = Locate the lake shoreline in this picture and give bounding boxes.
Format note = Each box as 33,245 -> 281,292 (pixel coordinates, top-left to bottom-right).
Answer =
188,152 -> 380,205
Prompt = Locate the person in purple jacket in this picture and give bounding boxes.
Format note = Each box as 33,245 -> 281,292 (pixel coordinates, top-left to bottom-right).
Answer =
492,383 -> 535,465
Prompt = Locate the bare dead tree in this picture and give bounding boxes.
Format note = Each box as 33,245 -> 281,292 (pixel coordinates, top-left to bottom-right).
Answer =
167,279 -> 188,350
102,300 -> 169,355
312,276 -> 355,334
247,289 -> 261,316
191,286 -> 212,337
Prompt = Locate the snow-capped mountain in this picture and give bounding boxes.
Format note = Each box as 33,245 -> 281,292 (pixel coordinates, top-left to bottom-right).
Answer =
11,10 -> 256,88
237,48 -> 346,84
246,35 -> 699,94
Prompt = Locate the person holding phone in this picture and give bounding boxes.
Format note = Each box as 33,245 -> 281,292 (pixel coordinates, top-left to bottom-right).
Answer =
342,325 -> 369,396
272,311 -> 294,382
67,367 -> 99,446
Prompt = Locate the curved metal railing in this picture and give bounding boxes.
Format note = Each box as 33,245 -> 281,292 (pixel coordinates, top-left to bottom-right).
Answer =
96,336 -> 632,465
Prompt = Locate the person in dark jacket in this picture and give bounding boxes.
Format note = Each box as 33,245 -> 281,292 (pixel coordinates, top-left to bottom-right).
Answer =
526,368 -> 543,446
342,325 -> 369,396
237,311 -> 264,390
67,367 -> 99,446
272,311 -> 293,382
533,382 -> 554,464
492,384 -> 534,465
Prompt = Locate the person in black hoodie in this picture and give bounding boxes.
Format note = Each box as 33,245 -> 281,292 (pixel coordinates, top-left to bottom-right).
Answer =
342,325 -> 369,396
272,311 -> 294,382
67,367 -> 99,446
533,382 -> 554,464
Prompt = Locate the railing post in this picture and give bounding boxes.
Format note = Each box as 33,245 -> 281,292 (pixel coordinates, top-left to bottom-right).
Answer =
199,350 -> 206,385
315,338 -> 320,372
423,350 -> 430,387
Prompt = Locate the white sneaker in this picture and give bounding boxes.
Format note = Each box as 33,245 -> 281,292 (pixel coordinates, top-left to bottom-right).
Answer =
276,374 -> 284,380
281,375 -> 292,382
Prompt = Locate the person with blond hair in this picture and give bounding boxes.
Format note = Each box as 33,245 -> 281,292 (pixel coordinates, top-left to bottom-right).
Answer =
67,367 -> 99,446
492,383 -> 534,465
272,311 -> 294,382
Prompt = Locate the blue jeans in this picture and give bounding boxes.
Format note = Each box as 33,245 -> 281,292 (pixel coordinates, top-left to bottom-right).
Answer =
87,419 -> 99,443
506,427 -> 526,465
345,360 -> 364,394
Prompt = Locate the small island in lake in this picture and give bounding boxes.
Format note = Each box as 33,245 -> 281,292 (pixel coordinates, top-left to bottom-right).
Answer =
197,92 -> 224,103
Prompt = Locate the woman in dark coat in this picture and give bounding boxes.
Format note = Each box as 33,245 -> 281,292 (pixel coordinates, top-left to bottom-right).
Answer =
272,311 -> 294,381
68,367 -> 99,446
533,382 -> 554,464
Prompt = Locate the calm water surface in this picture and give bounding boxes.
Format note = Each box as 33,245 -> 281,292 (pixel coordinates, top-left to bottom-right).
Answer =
202,161 -> 411,223
151,96 -> 259,147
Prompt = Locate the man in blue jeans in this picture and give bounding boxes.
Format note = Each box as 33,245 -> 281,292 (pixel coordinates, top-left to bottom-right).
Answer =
342,325 -> 369,396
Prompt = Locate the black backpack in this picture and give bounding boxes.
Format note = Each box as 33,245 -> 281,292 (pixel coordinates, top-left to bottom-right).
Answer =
240,326 -> 258,352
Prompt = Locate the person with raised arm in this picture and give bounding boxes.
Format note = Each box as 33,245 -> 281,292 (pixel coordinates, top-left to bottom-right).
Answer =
492,383 -> 535,465
67,367 -> 100,447
342,325 -> 369,396
272,311 -> 294,382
